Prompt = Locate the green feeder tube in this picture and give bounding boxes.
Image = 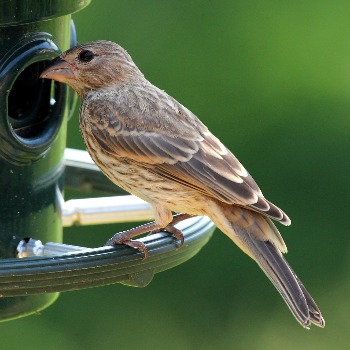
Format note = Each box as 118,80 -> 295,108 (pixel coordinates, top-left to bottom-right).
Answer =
0,0 -> 91,321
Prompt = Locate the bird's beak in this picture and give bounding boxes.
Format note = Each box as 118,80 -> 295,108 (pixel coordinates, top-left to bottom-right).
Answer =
40,57 -> 75,82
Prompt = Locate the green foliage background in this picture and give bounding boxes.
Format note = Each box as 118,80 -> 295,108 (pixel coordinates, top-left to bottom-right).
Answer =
3,1 -> 350,348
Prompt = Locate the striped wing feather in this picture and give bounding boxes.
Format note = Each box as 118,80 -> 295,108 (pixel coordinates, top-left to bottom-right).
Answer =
84,88 -> 290,225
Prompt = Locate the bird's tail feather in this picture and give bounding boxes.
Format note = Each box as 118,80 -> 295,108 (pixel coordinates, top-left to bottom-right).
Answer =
215,204 -> 325,328
249,237 -> 324,328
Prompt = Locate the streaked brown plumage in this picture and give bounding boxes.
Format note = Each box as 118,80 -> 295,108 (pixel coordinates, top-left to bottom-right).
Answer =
41,40 -> 324,328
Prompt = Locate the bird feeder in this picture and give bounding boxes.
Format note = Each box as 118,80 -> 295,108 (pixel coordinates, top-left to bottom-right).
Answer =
0,0 -> 214,322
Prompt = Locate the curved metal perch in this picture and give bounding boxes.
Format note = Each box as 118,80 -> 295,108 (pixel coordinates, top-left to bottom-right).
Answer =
0,149 -> 215,297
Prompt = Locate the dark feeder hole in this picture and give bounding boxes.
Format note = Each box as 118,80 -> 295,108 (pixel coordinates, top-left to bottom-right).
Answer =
8,61 -> 58,139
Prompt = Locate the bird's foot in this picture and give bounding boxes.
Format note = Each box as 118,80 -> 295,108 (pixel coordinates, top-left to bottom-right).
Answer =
104,213 -> 195,259
148,213 -> 195,248
149,225 -> 185,248
116,239 -> 150,259
104,220 -> 159,259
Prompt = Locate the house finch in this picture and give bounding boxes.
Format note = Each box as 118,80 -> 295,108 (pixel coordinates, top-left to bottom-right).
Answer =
41,40 -> 324,328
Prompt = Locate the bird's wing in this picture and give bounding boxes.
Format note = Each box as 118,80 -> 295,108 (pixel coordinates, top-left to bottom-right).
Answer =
84,89 -> 290,225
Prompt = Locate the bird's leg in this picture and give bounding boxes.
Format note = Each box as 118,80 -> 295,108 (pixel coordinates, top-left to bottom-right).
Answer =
104,213 -> 195,259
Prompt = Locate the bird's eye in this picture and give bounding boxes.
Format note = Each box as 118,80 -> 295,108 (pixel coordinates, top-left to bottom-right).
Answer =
79,50 -> 95,62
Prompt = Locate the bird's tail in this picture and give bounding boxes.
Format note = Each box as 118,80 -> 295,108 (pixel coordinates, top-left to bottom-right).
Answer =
212,203 -> 325,328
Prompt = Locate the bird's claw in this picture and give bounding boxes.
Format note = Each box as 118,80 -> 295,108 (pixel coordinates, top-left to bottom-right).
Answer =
149,225 -> 185,248
105,237 -> 149,259
123,239 -> 149,259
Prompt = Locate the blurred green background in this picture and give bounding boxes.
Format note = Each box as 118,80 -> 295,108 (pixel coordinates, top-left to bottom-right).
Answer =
3,0 -> 350,348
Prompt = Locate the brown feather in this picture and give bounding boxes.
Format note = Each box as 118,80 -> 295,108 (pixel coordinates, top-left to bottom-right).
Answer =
83,86 -> 290,225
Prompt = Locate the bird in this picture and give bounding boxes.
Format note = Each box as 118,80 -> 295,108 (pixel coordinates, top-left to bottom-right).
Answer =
40,40 -> 324,329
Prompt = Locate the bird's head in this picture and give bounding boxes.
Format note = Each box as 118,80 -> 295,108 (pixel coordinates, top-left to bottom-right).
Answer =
40,40 -> 142,96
